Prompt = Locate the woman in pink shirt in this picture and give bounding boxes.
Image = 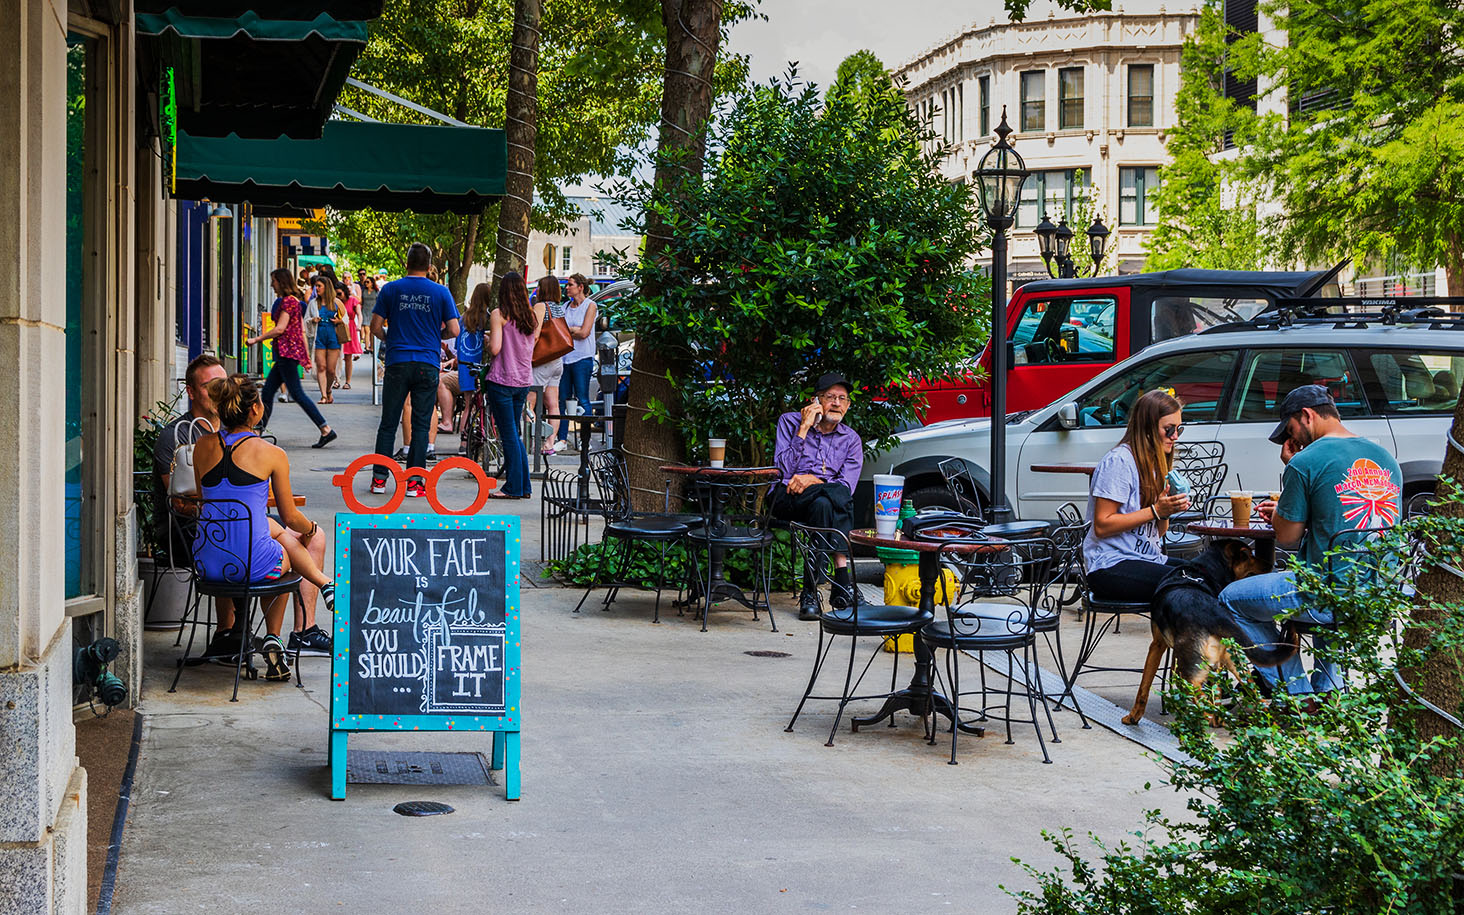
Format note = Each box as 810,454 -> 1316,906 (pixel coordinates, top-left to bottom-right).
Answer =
248,268 -> 336,449
484,272 -> 545,499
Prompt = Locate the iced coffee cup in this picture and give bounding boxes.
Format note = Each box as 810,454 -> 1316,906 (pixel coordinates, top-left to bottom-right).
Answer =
708,438 -> 726,468
1229,491 -> 1254,528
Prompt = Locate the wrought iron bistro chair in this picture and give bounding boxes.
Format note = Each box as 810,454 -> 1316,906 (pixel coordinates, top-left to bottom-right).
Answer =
683,468 -> 780,632
921,536 -> 1064,764
574,450 -> 700,624
1053,537 -> 1154,730
783,523 -> 934,747
541,467 -> 590,564
938,458 -> 985,520
168,496 -> 306,701
1163,444 -> 1229,560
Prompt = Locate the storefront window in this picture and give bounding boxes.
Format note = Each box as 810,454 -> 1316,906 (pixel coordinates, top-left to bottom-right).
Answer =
65,34 -> 93,599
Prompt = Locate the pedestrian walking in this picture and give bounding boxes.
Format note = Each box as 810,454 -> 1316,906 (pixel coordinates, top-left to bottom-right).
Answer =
340,278 -> 364,389
369,243 -> 460,496
484,272 -> 545,499
249,268 -> 336,448
311,276 -> 344,402
528,275 -> 567,454
556,273 -> 598,448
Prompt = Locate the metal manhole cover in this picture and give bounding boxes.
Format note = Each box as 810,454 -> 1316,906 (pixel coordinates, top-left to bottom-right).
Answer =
393,801 -> 455,817
744,650 -> 791,658
345,750 -> 497,786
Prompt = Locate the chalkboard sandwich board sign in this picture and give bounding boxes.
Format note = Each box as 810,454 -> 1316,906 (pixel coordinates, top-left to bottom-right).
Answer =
329,513 -> 521,800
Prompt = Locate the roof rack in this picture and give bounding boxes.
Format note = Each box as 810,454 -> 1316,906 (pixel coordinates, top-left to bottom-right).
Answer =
1199,296 -> 1464,334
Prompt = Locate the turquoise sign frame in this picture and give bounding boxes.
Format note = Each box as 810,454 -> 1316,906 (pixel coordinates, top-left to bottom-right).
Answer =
328,512 -> 521,800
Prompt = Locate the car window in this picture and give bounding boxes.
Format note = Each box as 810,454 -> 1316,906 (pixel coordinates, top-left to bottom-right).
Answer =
1072,349 -> 1237,427
1011,295 -> 1117,366
1230,349 -> 1370,421
1363,350 -> 1464,414
1151,296 -> 1270,343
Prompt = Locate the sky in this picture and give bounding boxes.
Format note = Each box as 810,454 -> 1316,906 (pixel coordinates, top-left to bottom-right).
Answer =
725,0 -> 996,91
562,1 -> 1018,196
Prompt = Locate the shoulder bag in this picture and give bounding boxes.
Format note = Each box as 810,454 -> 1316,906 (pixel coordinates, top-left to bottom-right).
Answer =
532,313 -> 574,367
169,417 -> 216,497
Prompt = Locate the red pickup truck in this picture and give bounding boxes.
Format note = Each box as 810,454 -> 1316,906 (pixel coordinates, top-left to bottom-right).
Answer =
915,266 -> 1345,424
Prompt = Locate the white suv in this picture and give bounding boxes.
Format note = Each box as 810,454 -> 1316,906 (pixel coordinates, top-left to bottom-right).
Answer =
863,309 -> 1459,520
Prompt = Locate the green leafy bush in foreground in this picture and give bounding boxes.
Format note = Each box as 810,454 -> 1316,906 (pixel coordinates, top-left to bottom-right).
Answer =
1009,510 -> 1464,914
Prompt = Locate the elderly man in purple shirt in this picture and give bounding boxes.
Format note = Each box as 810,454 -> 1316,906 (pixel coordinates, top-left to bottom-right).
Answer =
772,372 -> 865,620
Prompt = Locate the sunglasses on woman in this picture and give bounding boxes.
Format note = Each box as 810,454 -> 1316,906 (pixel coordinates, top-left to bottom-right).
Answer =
1162,423 -> 1185,439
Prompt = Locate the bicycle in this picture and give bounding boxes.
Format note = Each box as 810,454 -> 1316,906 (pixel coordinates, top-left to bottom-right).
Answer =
456,362 -> 506,476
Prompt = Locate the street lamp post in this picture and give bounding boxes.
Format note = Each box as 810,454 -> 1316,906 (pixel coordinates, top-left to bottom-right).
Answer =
973,109 -> 1029,524
1035,214 -> 1112,279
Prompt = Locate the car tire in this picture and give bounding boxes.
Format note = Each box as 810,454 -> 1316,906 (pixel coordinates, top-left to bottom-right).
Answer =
908,484 -> 972,514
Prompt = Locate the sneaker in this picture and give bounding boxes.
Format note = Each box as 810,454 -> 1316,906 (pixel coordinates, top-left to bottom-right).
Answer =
319,582 -> 336,613
200,627 -> 245,663
425,445 -> 438,462
393,447 -> 409,463
369,478 -> 388,495
311,429 -> 338,449
260,634 -> 292,682
798,591 -> 820,621
406,480 -> 427,498
287,625 -> 333,657
552,439 -> 568,454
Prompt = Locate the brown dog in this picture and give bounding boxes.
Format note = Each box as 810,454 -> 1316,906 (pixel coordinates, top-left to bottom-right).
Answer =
1122,539 -> 1299,725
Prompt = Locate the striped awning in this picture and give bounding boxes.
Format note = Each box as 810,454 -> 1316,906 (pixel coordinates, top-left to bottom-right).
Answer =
281,234 -> 329,255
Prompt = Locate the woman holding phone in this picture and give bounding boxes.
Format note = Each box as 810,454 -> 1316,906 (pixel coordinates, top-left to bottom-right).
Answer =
1082,389 -> 1191,601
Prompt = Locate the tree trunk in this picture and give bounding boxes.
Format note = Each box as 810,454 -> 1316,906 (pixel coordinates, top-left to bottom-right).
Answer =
448,211 -> 482,304
1397,237 -> 1464,775
623,0 -> 722,509
491,0 -> 540,295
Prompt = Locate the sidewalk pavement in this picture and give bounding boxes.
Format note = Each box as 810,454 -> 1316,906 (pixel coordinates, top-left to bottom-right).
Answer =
113,372 -> 1191,914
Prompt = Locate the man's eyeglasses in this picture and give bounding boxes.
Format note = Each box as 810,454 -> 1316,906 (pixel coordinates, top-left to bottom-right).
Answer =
819,393 -> 851,405
1162,423 -> 1185,439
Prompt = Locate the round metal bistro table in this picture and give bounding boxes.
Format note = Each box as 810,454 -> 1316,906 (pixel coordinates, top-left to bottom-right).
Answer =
660,464 -> 782,618
544,413 -> 608,505
848,527 -> 1010,736
1186,522 -> 1278,570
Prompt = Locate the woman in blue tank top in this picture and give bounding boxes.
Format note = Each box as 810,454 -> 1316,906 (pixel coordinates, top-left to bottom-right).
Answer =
191,374 -> 336,680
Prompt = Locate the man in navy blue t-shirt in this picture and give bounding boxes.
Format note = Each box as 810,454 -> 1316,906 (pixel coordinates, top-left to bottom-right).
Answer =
369,242 -> 461,495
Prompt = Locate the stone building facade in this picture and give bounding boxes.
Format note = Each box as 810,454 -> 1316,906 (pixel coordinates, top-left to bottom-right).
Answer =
893,1 -> 1199,284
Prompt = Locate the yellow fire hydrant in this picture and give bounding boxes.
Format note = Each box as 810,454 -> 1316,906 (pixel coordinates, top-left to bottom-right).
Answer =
878,546 -> 957,653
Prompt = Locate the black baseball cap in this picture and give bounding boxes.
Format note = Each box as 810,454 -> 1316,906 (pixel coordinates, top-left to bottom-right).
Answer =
815,372 -> 852,395
1269,384 -> 1334,444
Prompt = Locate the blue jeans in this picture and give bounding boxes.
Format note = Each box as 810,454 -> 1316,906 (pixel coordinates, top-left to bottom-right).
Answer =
1219,570 -> 1341,695
261,358 -> 328,431
375,362 -> 438,479
486,381 -> 530,497
557,358 -> 594,440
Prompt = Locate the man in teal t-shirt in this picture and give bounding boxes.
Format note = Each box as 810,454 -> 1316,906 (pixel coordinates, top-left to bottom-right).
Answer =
1219,385 -> 1402,695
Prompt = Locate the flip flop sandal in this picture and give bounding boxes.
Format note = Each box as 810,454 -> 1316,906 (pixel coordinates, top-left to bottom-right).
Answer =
342,383 -> 351,389
333,380 -> 342,388
488,491 -> 521,500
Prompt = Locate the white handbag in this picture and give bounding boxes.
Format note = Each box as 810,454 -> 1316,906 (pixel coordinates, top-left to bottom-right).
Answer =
168,417 -> 216,497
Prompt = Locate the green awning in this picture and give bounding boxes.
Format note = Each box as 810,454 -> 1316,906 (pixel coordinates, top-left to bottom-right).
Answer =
136,10 -> 368,42
138,6 -> 373,139
175,121 -> 507,214
296,254 -> 336,266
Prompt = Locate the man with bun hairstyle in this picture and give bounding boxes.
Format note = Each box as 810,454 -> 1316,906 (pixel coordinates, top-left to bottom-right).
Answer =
772,372 -> 864,620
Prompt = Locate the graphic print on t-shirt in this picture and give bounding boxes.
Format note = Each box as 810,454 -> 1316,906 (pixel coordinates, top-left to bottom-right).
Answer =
1334,458 -> 1401,529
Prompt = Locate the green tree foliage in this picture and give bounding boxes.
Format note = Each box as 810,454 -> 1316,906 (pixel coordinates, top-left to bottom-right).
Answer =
826,48 -> 891,104
1010,516 -> 1464,912
317,0 -> 671,298
1245,0 -> 1464,290
1143,2 -> 1267,271
1004,0 -> 1111,19
610,68 -> 989,466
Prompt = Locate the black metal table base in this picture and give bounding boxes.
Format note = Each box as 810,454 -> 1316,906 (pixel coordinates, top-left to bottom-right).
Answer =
850,687 -> 985,736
